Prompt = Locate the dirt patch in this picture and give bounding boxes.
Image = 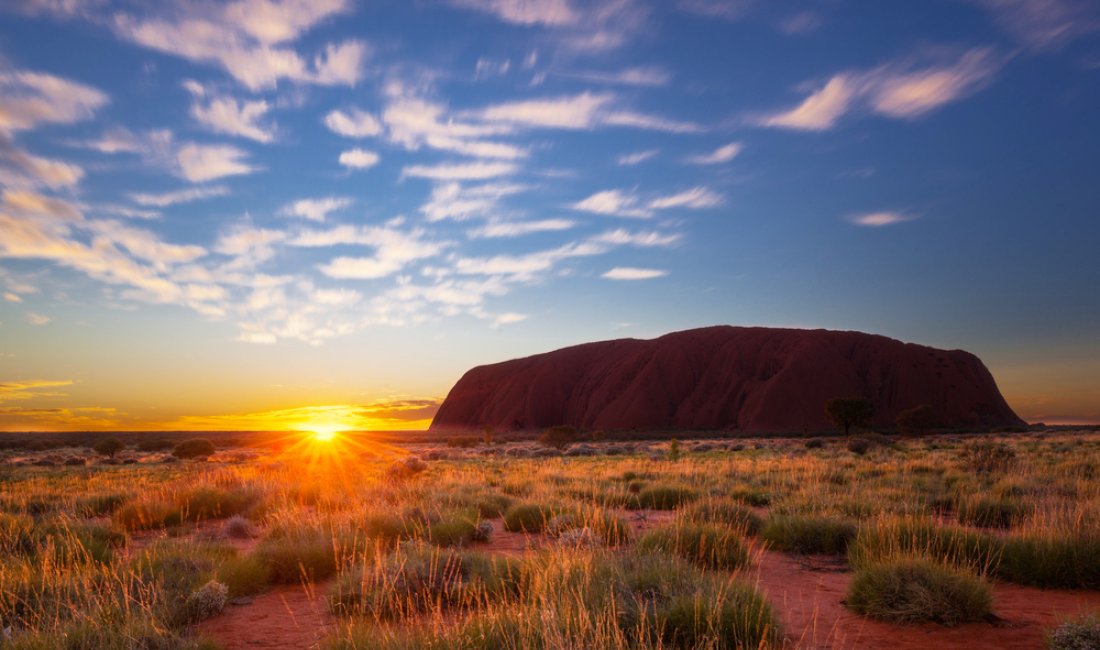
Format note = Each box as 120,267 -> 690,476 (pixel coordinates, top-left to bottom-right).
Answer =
752,548 -> 1100,649
196,580 -> 335,650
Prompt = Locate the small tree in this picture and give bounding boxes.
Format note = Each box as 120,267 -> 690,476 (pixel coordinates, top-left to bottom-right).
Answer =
896,404 -> 936,435
173,438 -> 216,459
482,426 -> 494,446
667,438 -> 681,461
93,437 -> 125,459
825,397 -> 874,438
539,425 -> 578,449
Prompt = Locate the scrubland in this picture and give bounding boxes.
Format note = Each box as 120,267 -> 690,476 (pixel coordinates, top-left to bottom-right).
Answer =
0,430 -> 1098,649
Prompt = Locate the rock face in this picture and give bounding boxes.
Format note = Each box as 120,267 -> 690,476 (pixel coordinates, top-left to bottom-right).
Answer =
430,326 -> 1024,433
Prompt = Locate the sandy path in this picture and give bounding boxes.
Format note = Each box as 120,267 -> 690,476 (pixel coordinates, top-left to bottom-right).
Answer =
753,549 -> 1100,649
196,580 -> 336,649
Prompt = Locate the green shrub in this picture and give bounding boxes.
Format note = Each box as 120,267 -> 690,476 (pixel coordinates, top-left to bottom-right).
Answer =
93,437 -> 125,459
761,515 -> 856,555
75,493 -> 129,517
502,503 -> 557,533
659,588 -> 777,650
728,486 -> 770,507
680,498 -> 763,534
361,513 -> 414,543
956,496 -> 1030,529
634,484 -> 699,510
997,534 -> 1100,589
639,523 -> 752,570
253,530 -> 337,583
173,438 -> 216,459
961,441 -> 1016,473
846,559 -> 992,625
429,515 -> 480,547
113,499 -> 179,531
217,554 -> 273,597
177,486 -> 256,522
848,518 -> 1002,574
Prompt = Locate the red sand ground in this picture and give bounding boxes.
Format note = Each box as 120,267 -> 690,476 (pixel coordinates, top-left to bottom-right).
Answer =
196,511 -> 1100,649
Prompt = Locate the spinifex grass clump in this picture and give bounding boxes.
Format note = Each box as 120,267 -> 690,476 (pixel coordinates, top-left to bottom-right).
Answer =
955,495 -> 1030,529
848,516 -> 1003,575
997,533 -> 1100,589
638,522 -> 753,570
846,559 -> 992,626
502,502 -> 559,533
633,484 -> 700,510
329,541 -> 525,619
761,514 -> 857,555
680,497 -> 764,534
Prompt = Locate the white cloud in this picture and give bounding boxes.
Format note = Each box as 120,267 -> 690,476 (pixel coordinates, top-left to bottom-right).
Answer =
26,312 -> 52,325
760,48 -> 1001,131
338,148 -> 379,169
176,143 -> 255,182
468,218 -> 575,238
687,141 -> 742,164
556,66 -> 670,87
303,225 -> 445,280
617,149 -> 658,165
420,181 -> 526,222
129,186 -> 230,207
0,135 -> 84,188
571,189 -> 650,218
111,2 -> 366,90
0,68 -> 108,132
649,186 -> 724,210
280,197 -> 352,221
602,266 -> 667,280
476,92 -> 613,129
475,57 -> 512,80
975,0 -> 1100,50
324,108 -> 382,137
187,86 -> 276,143
591,229 -> 682,247
4,292 -> 22,303
447,0 -> 578,26
383,94 -> 525,159
402,161 -> 517,180
847,211 -> 915,227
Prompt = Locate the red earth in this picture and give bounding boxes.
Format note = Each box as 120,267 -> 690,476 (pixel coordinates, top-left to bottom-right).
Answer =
429,326 -> 1024,433
196,510 -> 1098,649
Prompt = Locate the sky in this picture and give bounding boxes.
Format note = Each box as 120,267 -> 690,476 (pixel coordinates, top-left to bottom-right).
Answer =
0,0 -> 1098,432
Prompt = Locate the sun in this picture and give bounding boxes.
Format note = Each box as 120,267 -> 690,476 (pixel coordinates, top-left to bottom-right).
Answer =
310,425 -> 340,442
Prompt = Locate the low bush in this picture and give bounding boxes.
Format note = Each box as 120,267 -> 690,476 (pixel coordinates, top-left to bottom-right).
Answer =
633,484 -> 699,510
216,554 -> 273,597
956,496 -> 1030,529
848,438 -> 871,455
961,441 -> 1017,473
183,580 -> 228,623
1048,611 -> 1100,650
846,559 -> 992,626
848,518 -> 1002,574
502,502 -> 557,533
428,514 -> 480,547
253,530 -> 338,583
997,534 -> 1100,589
639,523 -> 752,570
173,438 -> 216,459
680,498 -> 763,534
75,493 -> 129,517
761,515 -> 857,555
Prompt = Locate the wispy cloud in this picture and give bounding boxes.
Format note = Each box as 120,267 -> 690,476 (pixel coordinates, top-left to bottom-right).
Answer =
847,211 -> 915,227
0,67 -> 108,132
26,311 -> 52,325
184,81 -> 276,143
760,47 -> 1002,131
602,266 -> 668,280
176,143 -> 256,182
280,197 -> 353,222
975,0 -> 1100,50
338,148 -> 380,169
617,149 -> 658,166
571,189 -> 651,218
649,186 -> 724,209
474,91 -> 701,133
110,2 -> 367,90
0,379 -> 73,402
129,185 -> 230,207
687,141 -> 742,164
402,161 -> 518,180
553,65 -> 671,87
420,181 -> 527,222
324,108 -> 383,138
468,218 -> 575,238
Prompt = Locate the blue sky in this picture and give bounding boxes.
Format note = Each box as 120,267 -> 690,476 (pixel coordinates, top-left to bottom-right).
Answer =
1,0 -> 1098,431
